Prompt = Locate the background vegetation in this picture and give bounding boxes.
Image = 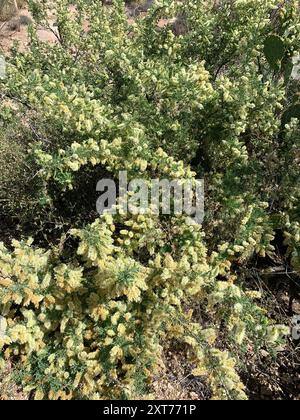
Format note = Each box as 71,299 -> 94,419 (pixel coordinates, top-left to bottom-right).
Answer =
0,0 -> 299,400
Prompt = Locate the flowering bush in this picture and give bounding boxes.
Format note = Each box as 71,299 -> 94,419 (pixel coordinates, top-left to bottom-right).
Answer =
0,0 -> 299,400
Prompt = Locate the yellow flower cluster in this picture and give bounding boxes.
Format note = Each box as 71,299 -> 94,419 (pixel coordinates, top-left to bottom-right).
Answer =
1,0 -> 298,401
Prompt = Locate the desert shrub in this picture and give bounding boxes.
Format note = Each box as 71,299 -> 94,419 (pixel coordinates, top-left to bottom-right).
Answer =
0,0 -> 299,400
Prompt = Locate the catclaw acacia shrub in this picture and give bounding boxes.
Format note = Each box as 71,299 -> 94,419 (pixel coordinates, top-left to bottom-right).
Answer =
0,0 -> 299,400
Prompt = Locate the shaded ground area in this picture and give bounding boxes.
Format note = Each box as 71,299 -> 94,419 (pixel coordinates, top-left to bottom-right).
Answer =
241,265 -> 300,400
154,270 -> 300,400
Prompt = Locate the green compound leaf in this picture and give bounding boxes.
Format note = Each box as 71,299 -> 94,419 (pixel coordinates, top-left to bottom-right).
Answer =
264,35 -> 285,70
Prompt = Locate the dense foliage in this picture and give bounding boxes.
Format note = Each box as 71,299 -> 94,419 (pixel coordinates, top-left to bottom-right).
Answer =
0,0 -> 299,400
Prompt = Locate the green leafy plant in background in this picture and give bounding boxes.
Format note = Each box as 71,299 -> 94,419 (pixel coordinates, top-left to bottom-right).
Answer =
0,0 -> 299,400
